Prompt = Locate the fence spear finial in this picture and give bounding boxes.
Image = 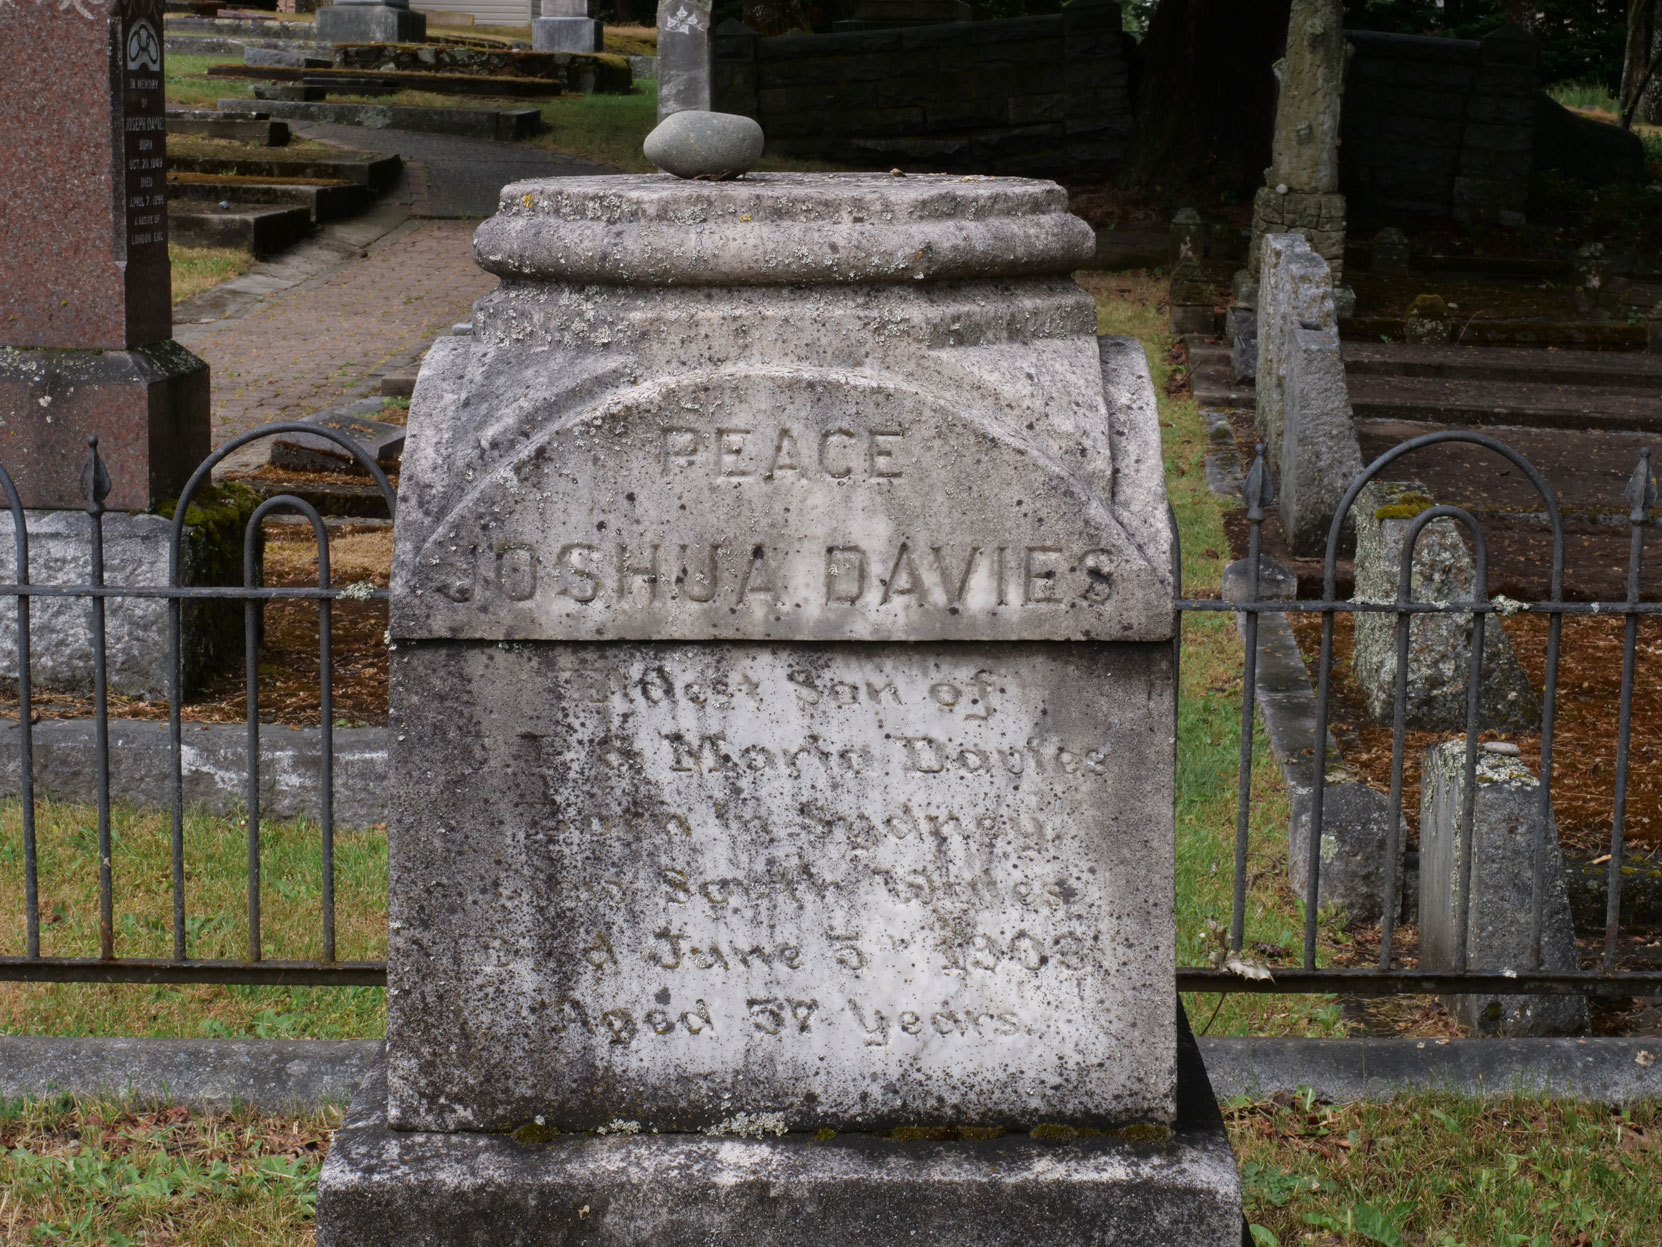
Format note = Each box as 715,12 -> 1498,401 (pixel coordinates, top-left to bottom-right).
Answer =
80,435 -> 111,516
1243,443 -> 1274,520
1626,446 -> 1655,524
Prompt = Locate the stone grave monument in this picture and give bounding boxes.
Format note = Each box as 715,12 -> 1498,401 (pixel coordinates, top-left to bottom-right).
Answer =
534,0 -> 603,54
657,0 -> 713,118
0,0 -> 239,698
319,171 -> 1241,1243
316,0 -> 426,44
0,0 -> 207,511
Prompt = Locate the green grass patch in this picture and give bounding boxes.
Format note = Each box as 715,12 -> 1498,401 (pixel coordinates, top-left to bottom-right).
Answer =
0,1093 -> 336,1245
1234,1090 -> 1662,1246
0,800 -> 385,1039
169,245 -> 253,306
166,53 -> 254,110
1549,79 -> 1619,117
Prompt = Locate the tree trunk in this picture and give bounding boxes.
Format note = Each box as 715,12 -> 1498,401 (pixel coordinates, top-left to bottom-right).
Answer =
1119,0 -> 1294,197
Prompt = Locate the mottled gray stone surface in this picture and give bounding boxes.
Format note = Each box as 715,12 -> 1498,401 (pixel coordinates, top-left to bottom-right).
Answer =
410,177 -> 1173,644
352,172 -> 1206,1243
643,109 -> 763,179
531,15 -> 602,53
1418,742 -> 1588,1036
322,1027 -> 1240,1247
314,3 -> 425,42
1255,234 -> 1362,557
1350,481 -> 1538,732
1267,0 -> 1347,194
0,511 -> 244,699
0,719 -> 388,830
657,0 -> 713,119
386,640 -> 1177,1132
1278,322 -> 1363,557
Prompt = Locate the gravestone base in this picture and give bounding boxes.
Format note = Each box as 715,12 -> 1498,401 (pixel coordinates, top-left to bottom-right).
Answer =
0,508 -> 255,701
320,1017 -> 1241,1247
315,2 -> 426,43
0,343 -> 210,513
532,16 -> 602,52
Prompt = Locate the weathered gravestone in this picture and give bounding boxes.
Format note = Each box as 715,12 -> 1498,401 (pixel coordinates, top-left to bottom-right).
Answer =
318,173 -> 1242,1244
315,0 -> 426,45
657,0 -> 712,118
533,0 -> 603,54
0,0 -> 242,698
0,0 -> 208,511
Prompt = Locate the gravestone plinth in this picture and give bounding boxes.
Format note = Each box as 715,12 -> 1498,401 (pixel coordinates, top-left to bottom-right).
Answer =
533,0 -> 602,53
318,173 -> 1240,1245
0,0 -> 209,511
315,0 -> 426,44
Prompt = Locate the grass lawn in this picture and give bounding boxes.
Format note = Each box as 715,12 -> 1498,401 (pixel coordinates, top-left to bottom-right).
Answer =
169,245 -> 252,306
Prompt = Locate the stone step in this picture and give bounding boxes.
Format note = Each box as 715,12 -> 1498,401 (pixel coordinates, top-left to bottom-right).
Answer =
206,64 -> 564,100
225,97 -> 545,142
1343,342 -> 1662,388
1182,336 -> 1252,408
166,172 -> 370,224
167,149 -> 402,193
1342,315 -> 1646,351
165,112 -> 290,146
168,199 -> 312,257
1347,373 -> 1662,433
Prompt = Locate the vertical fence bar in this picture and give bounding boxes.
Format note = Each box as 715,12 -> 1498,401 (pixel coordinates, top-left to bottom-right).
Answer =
1,468 -> 39,960
1379,559 -> 1415,969
1605,449 -> 1653,971
1231,449 -> 1272,953
244,517 -> 262,964
317,529 -> 335,964
1531,508 -> 1568,971
82,440 -> 114,961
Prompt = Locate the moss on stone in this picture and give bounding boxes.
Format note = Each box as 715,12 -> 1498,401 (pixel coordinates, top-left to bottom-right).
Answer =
1407,293 -> 1450,320
813,1126 -> 837,1143
151,480 -> 262,585
509,1121 -> 558,1146
886,1124 -> 1005,1142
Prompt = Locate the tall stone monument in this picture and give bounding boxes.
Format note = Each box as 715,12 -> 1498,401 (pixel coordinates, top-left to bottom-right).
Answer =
657,0 -> 712,118
315,0 -> 426,44
1248,0 -> 1349,285
0,0 -> 208,512
533,0 -> 603,54
319,173 -> 1241,1244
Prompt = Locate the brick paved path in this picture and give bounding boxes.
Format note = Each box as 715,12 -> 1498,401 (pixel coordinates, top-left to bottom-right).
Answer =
179,217 -> 496,445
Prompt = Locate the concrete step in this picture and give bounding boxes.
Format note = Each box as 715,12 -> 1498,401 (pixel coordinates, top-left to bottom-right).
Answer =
166,111 -> 290,146
167,173 -> 370,224
1183,336 -> 1253,408
169,200 -> 312,257
228,97 -> 545,142
1344,342 -> 1662,388
1347,373 -> 1662,433
167,149 -> 402,193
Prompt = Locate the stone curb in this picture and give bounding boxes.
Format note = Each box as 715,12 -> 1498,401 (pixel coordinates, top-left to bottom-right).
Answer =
0,719 -> 388,829
2,1037 -> 1655,1113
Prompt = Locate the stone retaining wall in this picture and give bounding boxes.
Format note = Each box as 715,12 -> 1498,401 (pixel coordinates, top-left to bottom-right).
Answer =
1344,24 -> 1642,223
711,0 -> 1131,179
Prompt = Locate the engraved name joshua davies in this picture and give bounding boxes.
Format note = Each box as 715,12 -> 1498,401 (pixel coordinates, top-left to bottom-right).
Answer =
438,422 -> 1118,609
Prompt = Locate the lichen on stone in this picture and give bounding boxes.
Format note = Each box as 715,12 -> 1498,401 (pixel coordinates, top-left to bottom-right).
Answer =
702,1112 -> 787,1139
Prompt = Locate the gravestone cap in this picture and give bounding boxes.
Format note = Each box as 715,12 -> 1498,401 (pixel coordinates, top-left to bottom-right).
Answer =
397,175 -> 1169,645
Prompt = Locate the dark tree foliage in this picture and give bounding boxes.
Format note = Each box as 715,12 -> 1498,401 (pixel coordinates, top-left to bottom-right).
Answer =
1343,0 -> 1627,89
1118,0 -> 1294,197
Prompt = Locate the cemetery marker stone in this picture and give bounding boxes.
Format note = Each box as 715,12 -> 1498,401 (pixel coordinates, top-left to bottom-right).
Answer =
320,172 -> 1241,1244
657,0 -> 713,118
0,0 -> 209,511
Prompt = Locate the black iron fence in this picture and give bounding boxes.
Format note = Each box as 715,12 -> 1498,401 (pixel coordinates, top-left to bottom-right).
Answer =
0,427 -> 1658,1000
